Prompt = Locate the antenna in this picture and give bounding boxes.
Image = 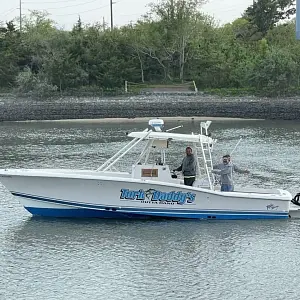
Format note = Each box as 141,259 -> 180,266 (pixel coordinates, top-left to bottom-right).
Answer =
166,125 -> 183,132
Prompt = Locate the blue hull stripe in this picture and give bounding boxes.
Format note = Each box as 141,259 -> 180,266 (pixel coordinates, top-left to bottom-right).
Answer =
25,207 -> 152,219
24,207 -> 287,219
11,192 -> 289,219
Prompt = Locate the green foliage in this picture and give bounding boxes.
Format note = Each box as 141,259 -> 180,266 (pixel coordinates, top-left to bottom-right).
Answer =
248,46 -> 297,95
0,0 -> 299,98
244,0 -> 295,37
15,67 -> 57,98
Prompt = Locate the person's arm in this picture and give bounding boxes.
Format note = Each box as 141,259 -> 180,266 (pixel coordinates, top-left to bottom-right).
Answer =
233,164 -> 249,174
188,155 -> 196,166
191,156 -> 197,173
213,163 -> 220,170
212,169 -> 221,175
212,166 -> 231,175
212,163 -> 220,174
174,164 -> 182,172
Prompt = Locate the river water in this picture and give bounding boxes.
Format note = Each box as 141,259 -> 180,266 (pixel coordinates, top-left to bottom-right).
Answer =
1,118 -> 300,300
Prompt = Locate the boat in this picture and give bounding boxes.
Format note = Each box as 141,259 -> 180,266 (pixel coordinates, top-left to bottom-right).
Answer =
0,118 -> 299,220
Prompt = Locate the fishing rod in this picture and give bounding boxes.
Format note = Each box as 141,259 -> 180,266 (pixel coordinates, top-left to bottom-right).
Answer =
230,137 -> 243,156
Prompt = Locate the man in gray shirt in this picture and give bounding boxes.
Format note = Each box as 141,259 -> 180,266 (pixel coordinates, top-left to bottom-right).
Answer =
173,147 -> 196,186
212,154 -> 249,192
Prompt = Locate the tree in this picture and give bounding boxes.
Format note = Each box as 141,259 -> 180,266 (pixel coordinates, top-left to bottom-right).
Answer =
244,0 -> 296,37
136,0 -> 207,81
15,66 -> 57,98
248,42 -> 297,94
72,16 -> 83,34
0,21 -> 20,87
1,4 -> 300,97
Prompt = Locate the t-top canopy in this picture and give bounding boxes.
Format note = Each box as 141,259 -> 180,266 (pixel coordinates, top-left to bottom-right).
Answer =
127,131 -> 213,144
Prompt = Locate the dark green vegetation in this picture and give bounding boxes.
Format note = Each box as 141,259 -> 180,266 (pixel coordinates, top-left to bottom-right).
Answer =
0,0 -> 298,98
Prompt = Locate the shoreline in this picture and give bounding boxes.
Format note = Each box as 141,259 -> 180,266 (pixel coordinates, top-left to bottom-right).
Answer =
1,95 -> 300,122
11,116 -> 265,124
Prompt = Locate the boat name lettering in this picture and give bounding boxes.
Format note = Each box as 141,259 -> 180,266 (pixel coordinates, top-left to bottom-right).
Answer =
120,188 -> 195,204
266,203 -> 279,210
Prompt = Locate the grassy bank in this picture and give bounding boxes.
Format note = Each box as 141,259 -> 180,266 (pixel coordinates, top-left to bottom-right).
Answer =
202,87 -> 300,97
0,86 -> 125,99
2,85 -> 300,100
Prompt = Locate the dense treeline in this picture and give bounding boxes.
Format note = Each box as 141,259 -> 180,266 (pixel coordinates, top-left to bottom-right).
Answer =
0,0 -> 298,97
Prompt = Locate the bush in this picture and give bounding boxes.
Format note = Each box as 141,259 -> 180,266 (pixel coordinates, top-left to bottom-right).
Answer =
14,67 -> 58,99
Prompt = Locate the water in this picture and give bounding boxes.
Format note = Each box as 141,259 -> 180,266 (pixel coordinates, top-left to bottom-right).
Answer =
1,119 -> 300,300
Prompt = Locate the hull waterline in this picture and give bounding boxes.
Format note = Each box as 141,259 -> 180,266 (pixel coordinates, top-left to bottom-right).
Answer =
17,192 -> 288,220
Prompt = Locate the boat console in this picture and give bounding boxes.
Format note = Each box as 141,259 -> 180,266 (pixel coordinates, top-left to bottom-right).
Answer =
131,164 -> 181,184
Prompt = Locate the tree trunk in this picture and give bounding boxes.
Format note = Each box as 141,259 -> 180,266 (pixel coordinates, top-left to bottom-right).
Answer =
179,35 -> 185,82
140,49 -> 169,80
59,77 -> 62,96
137,51 -> 144,83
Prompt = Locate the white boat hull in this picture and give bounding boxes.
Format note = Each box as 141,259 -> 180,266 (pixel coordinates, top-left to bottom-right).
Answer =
288,204 -> 300,219
0,169 -> 292,220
